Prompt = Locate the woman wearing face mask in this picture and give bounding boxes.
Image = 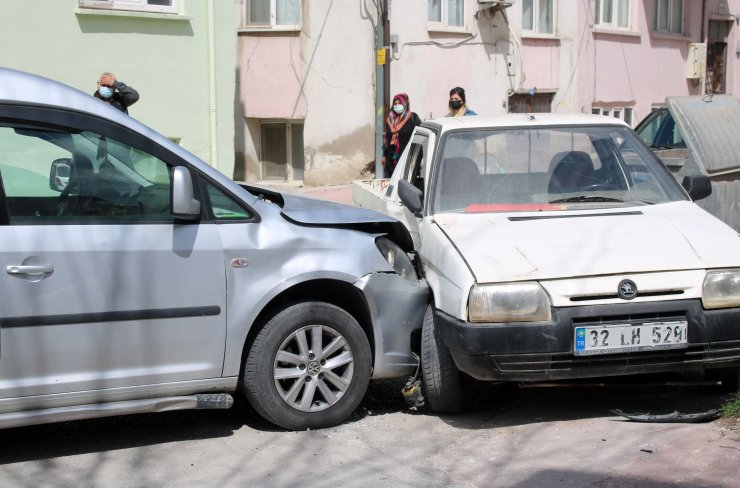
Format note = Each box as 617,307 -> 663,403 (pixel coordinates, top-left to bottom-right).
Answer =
93,72 -> 139,114
382,93 -> 421,178
447,86 -> 477,117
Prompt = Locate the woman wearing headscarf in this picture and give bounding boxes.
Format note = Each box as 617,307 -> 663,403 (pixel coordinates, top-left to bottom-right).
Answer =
382,93 -> 421,178
447,86 -> 477,116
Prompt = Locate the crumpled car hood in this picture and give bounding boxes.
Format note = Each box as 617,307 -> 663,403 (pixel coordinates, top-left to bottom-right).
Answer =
434,201 -> 740,283
276,192 -> 415,252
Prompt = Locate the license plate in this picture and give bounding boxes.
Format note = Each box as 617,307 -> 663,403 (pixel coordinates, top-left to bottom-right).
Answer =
574,321 -> 688,356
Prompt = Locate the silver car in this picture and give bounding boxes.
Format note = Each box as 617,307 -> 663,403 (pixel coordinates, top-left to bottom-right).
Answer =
0,68 -> 428,430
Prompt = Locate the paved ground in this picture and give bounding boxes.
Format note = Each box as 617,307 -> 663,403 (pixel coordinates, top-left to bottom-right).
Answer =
0,379 -> 737,488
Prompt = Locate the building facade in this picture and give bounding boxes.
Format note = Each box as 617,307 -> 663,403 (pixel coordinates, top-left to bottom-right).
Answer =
236,0 -> 740,185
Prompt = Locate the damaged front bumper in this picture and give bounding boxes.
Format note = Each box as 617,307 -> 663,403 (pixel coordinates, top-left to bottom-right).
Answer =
436,299 -> 740,382
355,272 -> 428,379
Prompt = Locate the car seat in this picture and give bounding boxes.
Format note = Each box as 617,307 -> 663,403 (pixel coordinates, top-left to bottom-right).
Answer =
438,157 -> 480,210
547,151 -> 596,194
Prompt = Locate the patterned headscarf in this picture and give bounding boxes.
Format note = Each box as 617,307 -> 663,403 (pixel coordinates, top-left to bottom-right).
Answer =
385,93 -> 412,158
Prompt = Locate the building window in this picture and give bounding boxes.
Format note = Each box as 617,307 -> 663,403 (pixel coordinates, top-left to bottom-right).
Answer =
79,0 -> 177,14
247,0 -> 301,27
595,0 -> 630,29
654,0 -> 683,34
523,0 -> 554,34
260,122 -> 304,181
508,93 -> 554,113
428,0 -> 463,27
592,106 -> 634,126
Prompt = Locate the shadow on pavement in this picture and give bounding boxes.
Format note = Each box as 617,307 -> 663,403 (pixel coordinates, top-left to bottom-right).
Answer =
0,376 -> 730,464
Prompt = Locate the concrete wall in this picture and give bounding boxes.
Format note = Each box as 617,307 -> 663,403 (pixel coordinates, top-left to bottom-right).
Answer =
237,0 -> 376,185
0,0 -> 237,178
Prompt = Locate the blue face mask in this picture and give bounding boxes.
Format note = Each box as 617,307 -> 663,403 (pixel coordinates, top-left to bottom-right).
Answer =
99,86 -> 114,99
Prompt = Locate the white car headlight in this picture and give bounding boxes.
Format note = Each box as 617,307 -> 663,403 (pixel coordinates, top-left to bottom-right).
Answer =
702,269 -> 740,309
375,237 -> 418,281
468,282 -> 551,323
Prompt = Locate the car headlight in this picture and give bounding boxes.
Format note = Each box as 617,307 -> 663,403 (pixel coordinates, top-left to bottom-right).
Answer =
468,282 -> 551,323
702,269 -> 740,309
375,237 -> 418,281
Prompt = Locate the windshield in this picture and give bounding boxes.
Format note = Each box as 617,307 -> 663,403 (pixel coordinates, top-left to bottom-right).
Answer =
431,125 -> 688,214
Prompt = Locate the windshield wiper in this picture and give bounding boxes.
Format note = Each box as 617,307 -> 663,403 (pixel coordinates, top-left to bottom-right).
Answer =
550,195 -> 623,204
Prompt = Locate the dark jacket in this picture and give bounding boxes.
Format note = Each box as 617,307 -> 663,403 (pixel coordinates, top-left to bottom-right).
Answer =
383,112 -> 421,162
93,81 -> 139,114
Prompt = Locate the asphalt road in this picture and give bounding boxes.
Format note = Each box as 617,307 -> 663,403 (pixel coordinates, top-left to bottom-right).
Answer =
1,377 -> 738,488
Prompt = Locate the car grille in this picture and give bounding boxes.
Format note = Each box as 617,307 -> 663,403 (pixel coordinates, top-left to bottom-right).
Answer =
493,339 -> 740,374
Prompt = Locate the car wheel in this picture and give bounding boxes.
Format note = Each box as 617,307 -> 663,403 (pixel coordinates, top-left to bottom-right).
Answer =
244,302 -> 372,430
421,304 -> 466,413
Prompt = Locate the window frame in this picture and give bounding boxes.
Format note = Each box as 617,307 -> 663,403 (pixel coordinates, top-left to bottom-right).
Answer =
522,0 -> 555,35
427,0 -> 464,29
595,0 -> 631,30
259,120 -> 304,182
245,0 -> 302,29
653,0 -> 683,34
592,106 -> 634,127
79,0 -> 178,14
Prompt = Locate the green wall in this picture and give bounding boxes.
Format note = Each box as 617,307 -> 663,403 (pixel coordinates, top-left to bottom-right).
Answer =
0,0 -> 237,178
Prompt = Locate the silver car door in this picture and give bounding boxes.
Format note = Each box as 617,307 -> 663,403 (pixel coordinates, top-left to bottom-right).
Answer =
0,123 -> 227,401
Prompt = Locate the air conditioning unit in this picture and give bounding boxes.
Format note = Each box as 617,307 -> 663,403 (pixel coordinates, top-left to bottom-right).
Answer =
478,0 -> 515,11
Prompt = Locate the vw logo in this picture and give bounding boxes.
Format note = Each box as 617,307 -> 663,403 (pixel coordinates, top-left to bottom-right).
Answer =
306,361 -> 321,376
617,279 -> 638,300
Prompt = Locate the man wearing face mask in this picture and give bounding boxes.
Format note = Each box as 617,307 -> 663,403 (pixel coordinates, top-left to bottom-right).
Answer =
93,72 -> 139,114
382,93 -> 421,178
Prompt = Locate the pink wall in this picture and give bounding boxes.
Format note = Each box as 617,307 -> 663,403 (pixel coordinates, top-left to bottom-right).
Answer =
238,35 -> 306,119
522,38 -> 559,91
576,1 -> 706,123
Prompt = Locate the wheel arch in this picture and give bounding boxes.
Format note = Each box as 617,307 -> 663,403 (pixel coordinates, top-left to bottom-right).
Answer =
239,278 -> 375,377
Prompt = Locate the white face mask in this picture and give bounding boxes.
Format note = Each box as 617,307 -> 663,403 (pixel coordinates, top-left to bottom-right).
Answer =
392,104 -> 405,115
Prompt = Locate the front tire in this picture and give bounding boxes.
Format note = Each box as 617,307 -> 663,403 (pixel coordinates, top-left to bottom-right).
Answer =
244,302 -> 372,430
421,304 -> 466,413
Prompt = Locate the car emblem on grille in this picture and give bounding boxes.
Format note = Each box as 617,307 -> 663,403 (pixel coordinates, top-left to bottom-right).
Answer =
617,279 -> 638,300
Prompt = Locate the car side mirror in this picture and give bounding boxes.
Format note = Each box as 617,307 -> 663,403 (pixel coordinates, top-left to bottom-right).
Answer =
398,179 -> 423,217
49,158 -> 72,192
681,175 -> 712,201
171,166 -> 201,220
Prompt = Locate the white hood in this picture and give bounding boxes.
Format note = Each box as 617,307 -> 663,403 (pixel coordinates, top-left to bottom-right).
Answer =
434,201 -> 740,283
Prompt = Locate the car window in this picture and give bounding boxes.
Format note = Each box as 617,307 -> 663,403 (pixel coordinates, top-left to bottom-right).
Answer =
205,181 -> 253,220
403,142 -> 426,193
432,125 -> 687,214
0,124 -> 174,223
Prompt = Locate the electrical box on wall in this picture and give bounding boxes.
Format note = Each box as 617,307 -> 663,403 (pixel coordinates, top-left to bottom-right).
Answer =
686,43 -> 707,79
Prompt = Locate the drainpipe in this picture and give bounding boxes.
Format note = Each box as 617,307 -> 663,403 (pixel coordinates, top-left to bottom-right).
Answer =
207,0 -> 219,168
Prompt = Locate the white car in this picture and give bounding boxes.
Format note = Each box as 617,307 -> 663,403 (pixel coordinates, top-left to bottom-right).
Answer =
354,114 -> 740,412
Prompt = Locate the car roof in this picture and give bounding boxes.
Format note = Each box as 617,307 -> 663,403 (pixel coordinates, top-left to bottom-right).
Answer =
0,67 -> 137,124
423,113 -> 630,132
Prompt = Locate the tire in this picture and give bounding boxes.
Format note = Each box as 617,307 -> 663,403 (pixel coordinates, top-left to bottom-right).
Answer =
244,302 -> 372,430
421,304 -> 466,413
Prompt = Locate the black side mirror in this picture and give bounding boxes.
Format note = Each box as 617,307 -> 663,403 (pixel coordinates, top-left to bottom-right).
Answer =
398,179 -> 423,217
681,175 -> 712,201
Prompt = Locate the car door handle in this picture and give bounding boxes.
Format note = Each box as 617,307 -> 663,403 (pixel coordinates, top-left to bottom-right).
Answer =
6,264 -> 54,275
